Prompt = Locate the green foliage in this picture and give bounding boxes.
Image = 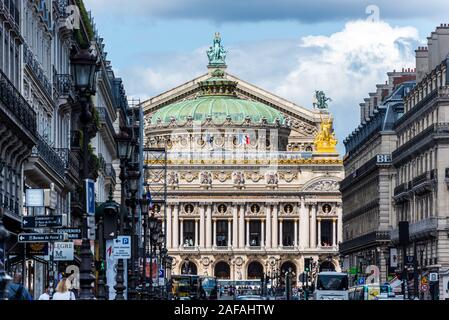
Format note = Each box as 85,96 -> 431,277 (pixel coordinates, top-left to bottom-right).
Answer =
74,0 -> 94,48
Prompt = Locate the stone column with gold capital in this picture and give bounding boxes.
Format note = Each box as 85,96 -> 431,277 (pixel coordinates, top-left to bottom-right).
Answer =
336,203 -> 343,245
206,204 -> 212,248
173,204 -> 179,250
239,204 -> 245,249
310,202 -> 317,248
299,198 -> 309,248
199,204 -> 205,248
272,204 -> 278,248
166,204 -> 172,249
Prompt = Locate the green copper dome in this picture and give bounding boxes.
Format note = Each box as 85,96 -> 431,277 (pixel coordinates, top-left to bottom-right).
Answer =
151,69 -> 285,125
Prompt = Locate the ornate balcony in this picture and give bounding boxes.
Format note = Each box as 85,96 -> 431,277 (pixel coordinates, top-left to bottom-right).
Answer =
391,217 -> 438,242
23,43 -> 52,98
339,231 -> 390,254
96,107 -> 116,136
31,134 -> 66,178
55,0 -> 70,17
0,68 -> 37,138
54,72 -> 74,100
0,0 -> 20,35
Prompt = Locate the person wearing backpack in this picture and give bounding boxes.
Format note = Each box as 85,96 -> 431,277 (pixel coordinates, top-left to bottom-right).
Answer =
7,274 -> 33,300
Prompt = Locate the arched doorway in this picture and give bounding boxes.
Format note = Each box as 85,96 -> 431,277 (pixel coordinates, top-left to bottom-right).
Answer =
319,261 -> 335,272
214,261 -> 230,279
247,261 -> 264,279
280,261 -> 297,286
180,260 -> 198,275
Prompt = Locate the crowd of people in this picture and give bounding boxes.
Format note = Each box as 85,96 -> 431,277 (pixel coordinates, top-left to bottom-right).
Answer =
6,274 -> 77,301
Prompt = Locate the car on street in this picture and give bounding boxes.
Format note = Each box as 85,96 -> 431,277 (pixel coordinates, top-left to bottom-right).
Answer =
235,295 -> 268,300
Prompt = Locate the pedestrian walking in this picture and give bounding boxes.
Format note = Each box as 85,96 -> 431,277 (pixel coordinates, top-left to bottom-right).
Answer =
7,274 -> 33,300
52,278 -> 76,300
38,285 -> 52,300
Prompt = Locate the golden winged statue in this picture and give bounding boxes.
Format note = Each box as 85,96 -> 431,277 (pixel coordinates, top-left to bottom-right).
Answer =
314,114 -> 338,153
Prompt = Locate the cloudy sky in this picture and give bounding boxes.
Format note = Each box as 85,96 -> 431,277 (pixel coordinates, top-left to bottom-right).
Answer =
84,0 -> 449,154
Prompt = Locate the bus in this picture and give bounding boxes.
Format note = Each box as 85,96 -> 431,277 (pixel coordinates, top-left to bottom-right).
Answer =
313,272 -> 349,300
348,283 -> 396,300
171,275 -> 218,300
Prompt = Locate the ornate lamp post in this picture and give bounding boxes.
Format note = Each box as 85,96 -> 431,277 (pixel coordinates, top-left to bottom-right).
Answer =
126,169 -> 140,300
114,128 -> 133,300
0,208 -> 12,300
148,213 -> 159,298
139,194 -> 150,300
71,48 -> 98,300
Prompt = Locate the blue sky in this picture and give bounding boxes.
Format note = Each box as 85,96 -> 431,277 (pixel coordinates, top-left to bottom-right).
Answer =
84,0 -> 449,154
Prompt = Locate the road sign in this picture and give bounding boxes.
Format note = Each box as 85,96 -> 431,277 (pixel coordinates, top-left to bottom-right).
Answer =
26,243 -> 49,256
53,242 -> 74,261
25,189 -> 44,207
358,277 -> 366,285
22,215 -> 63,229
406,255 -> 415,266
113,236 -> 131,259
56,228 -> 81,240
420,284 -> 429,292
18,233 -> 64,243
159,268 -> 164,278
85,179 -> 95,216
421,276 -> 428,285
429,273 -> 439,282
87,216 -> 96,240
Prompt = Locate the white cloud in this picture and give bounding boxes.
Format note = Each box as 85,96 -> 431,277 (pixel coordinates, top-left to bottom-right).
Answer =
273,20 -> 420,152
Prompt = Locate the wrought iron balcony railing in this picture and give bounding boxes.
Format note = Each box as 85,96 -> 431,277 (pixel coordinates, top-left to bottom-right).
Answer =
31,134 -> 66,178
23,43 -> 52,98
96,107 -> 116,135
391,217 -> 438,242
54,73 -> 74,99
0,0 -> 20,30
55,0 -> 70,17
0,68 -> 37,136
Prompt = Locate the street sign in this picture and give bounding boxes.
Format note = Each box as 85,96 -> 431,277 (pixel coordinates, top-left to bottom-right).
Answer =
429,273 -> 438,282
349,267 -> 359,275
358,277 -> 366,285
22,215 -> 63,229
85,179 -> 95,216
421,276 -> 428,285
53,242 -> 74,261
159,268 -> 164,278
56,228 -> 81,240
112,236 -> 131,259
420,284 -> 429,292
18,233 -> 64,243
87,216 -> 96,240
406,255 -> 415,266
25,189 -> 44,207
390,248 -> 398,268
26,242 -> 49,256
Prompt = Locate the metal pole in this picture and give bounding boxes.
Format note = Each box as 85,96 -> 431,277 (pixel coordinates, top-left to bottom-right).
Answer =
0,208 -> 12,300
402,245 -> 407,300
97,215 -> 106,300
413,242 -> 419,300
127,198 -> 137,300
79,99 -> 95,300
149,241 -> 153,298
142,214 -> 148,300
114,161 -> 127,300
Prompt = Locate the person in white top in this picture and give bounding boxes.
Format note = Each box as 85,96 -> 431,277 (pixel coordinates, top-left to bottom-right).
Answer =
52,278 -> 76,300
38,286 -> 51,300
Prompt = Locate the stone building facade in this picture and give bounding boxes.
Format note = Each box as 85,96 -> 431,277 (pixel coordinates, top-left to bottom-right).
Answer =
390,25 -> 449,300
340,69 -> 416,284
142,35 -> 344,283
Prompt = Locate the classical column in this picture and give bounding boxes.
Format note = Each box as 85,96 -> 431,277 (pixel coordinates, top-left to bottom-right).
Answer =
279,219 -> 283,247
213,219 -> 217,247
228,219 -> 232,247
166,205 -> 172,249
179,219 -> 184,248
195,219 -> 199,247
299,198 -> 309,248
272,204 -> 278,248
232,205 -> 238,248
317,218 -> 322,247
265,205 -> 272,248
199,204 -> 205,248
239,204 -> 245,249
206,204 -> 212,248
336,203 -> 343,244
261,220 -> 265,247
332,218 -> 337,247
246,219 -> 250,247
173,204 -> 179,249
294,219 -> 298,247
310,203 -> 317,248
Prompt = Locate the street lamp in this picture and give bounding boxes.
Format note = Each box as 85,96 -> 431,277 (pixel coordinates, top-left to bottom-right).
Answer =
71,47 -> 98,300
126,169 -> 140,300
148,213 -> 160,298
114,127 -> 133,300
139,194 -> 151,300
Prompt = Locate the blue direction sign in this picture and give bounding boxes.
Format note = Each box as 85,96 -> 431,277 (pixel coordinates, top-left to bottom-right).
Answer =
85,179 -> 95,216
159,268 -> 164,278
18,233 -> 64,243
358,277 -> 366,285
56,228 -> 82,240
22,215 -> 63,229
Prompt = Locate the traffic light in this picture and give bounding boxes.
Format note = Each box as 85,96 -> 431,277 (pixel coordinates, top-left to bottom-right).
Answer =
304,258 -> 312,272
